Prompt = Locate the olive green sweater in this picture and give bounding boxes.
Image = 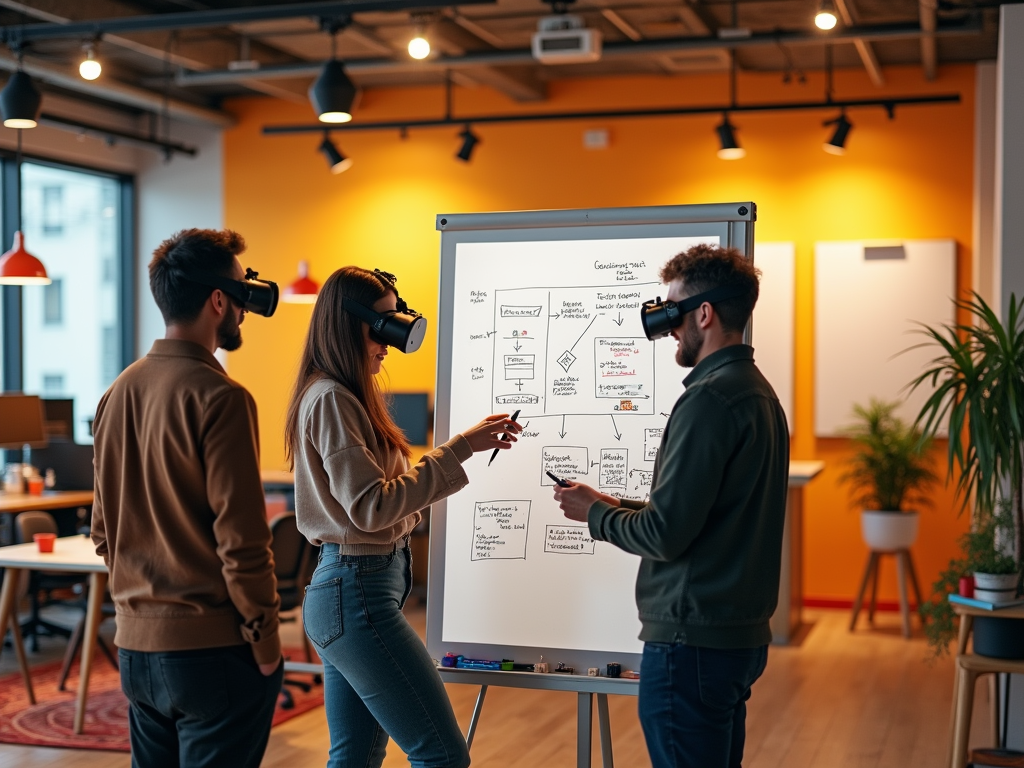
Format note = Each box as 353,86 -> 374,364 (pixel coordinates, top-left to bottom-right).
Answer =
588,344 -> 789,649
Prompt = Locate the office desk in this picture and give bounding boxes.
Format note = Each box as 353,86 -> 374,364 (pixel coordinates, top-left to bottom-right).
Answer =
0,490 -> 94,514
0,535 -> 106,734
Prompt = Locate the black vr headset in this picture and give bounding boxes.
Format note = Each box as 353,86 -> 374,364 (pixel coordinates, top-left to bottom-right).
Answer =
640,284 -> 749,341
183,267 -> 280,317
343,269 -> 427,354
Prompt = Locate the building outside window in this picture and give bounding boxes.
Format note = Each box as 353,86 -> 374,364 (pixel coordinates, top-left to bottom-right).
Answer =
43,277 -> 62,325
42,373 -> 65,394
41,185 -> 64,236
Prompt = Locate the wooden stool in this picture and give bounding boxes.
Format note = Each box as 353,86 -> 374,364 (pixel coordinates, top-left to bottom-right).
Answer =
950,654 -> 1024,768
849,548 -> 923,638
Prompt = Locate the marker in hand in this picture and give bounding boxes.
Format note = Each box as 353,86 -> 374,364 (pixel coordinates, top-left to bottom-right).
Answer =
546,470 -> 571,488
488,409 -> 521,467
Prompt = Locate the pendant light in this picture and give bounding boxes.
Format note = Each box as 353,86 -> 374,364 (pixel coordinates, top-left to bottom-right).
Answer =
815,0 -> 838,30
309,28 -> 357,124
79,44 -> 102,81
0,70 -> 42,129
0,130 -> 50,285
282,260 -> 319,303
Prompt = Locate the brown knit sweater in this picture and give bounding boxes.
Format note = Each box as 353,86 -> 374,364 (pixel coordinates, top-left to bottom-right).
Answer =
91,339 -> 281,665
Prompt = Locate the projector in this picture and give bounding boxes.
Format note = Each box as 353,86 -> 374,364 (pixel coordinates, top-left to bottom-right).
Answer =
531,15 -> 602,64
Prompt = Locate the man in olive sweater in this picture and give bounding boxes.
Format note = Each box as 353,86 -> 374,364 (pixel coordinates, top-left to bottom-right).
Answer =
555,244 -> 789,768
92,229 -> 283,767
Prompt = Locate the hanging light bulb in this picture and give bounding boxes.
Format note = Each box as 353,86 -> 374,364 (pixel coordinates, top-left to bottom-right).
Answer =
79,45 -> 102,80
455,125 -> 480,162
0,71 -> 42,129
715,115 -> 745,160
319,135 -> 353,173
282,260 -> 320,303
815,0 -> 838,30
823,112 -> 853,155
408,33 -> 430,60
0,231 -> 51,285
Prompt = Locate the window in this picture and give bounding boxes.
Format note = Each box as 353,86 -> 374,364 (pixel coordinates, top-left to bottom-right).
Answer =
42,185 -> 63,236
42,374 -> 65,394
43,278 -> 62,325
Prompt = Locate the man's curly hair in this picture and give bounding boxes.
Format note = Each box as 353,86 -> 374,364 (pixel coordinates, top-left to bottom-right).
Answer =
660,243 -> 760,334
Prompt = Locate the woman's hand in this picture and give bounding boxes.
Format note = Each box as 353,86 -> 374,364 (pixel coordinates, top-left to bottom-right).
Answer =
461,413 -> 523,453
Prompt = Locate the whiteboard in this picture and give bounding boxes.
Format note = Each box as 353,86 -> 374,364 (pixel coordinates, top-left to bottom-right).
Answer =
427,204 -> 755,674
814,240 -> 956,436
752,242 -> 795,433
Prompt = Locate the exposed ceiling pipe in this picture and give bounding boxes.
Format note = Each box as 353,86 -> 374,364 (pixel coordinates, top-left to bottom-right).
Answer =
0,55 -> 233,128
38,113 -> 198,157
175,20 -> 982,87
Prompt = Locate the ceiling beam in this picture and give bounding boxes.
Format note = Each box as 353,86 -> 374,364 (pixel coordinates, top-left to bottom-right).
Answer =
444,9 -> 506,49
834,0 -> 884,87
601,9 -> 643,42
678,1 -> 713,36
919,0 -> 938,80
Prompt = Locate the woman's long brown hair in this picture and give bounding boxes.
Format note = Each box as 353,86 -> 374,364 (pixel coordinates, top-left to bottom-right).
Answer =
284,266 -> 412,467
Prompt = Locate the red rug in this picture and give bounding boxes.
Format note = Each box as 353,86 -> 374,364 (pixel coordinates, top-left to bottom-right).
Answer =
0,647 -> 324,752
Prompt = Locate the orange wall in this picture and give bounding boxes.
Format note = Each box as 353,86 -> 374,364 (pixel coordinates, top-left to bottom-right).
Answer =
223,63 -> 975,604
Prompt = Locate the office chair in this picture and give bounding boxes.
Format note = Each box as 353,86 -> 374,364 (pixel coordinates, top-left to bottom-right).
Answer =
15,511 -> 79,651
269,513 -> 320,709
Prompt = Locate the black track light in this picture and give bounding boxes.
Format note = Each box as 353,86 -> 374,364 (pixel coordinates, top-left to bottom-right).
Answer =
456,125 -> 480,162
823,113 -> 853,155
1,71 -> 42,129
715,115 -> 745,160
318,135 -> 352,174
309,60 -> 357,124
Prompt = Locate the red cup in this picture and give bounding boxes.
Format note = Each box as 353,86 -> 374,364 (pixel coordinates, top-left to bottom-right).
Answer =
27,476 -> 44,496
959,575 -> 975,598
33,532 -> 56,553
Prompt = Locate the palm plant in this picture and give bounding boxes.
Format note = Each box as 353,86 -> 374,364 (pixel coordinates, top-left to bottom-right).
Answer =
908,292 -> 1024,562
841,399 -> 936,512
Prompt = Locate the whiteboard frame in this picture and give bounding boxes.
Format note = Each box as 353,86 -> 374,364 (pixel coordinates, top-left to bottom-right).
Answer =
428,203 -> 756,679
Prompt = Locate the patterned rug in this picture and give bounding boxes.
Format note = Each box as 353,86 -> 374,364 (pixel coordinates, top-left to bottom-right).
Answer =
0,647 -> 324,752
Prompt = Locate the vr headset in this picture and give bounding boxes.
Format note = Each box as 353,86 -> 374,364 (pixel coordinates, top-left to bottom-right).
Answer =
183,267 -> 280,317
640,283 -> 749,341
342,269 -> 427,354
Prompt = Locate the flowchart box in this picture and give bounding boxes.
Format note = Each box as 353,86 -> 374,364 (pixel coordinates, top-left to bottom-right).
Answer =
644,428 -> 664,460
594,338 -> 653,402
541,446 -> 589,485
599,449 -> 628,488
544,525 -> 597,555
472,501 -> 531,561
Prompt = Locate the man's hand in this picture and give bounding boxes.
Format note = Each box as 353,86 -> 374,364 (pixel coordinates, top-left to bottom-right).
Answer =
553,482 -> 619,522
259,658 -> 282,676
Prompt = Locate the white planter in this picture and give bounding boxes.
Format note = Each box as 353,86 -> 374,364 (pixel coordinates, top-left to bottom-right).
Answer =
860,510 -> 920,551
974,572 -> 1020,604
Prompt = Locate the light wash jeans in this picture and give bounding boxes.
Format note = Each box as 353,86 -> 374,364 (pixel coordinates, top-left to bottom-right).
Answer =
303,541 -> 471,768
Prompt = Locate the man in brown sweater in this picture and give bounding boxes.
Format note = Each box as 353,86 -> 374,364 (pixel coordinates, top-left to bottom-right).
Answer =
92,229 -> 283,767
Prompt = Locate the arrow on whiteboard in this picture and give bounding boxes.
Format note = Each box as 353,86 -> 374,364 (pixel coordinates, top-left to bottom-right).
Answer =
569,315 -> 600,353
612,312 -> 624,327
558,415 -> 567,439
513,341 -> 522,352
591,460 -> 599,467
610,415 -> 622,441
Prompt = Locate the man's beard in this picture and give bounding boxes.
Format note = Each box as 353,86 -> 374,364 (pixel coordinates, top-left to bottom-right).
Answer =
217,309 -> 243,352
675,315 -> 703,368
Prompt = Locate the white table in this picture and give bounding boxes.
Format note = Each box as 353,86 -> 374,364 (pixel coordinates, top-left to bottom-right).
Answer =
0,535 -> 107,734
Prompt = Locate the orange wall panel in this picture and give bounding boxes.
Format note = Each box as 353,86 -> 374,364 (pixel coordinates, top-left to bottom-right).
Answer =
222,63 -> 976,605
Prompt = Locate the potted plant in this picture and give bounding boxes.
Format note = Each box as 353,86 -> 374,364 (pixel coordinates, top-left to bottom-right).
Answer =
910,292 -> 1024,658
840,399 -> 937,551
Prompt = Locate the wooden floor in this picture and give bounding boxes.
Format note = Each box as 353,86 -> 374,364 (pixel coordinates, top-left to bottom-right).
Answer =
0,607 -> 996,767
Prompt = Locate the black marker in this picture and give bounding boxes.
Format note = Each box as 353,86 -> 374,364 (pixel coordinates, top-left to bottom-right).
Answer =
546,470 -> 571,487
488,409 -> 520,467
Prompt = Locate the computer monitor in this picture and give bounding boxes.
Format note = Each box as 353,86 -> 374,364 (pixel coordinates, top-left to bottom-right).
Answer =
42,398 -> 75,439
0,393 -> 48,450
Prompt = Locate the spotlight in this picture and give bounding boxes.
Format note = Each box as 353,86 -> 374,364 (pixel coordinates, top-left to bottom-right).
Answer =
408,34 -> 430,60
715,115 -> 745,160
309,60 -> 357,124
0,71 -> 42,129
319,135 -> 353,173
823,113 -> 853,155
456,125 -> 480,162
79,45 -> 102,80
815,0 -> 838,30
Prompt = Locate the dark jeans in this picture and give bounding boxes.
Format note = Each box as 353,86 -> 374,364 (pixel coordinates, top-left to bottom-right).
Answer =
118,645 -> 284,768
638,642 -> 768,768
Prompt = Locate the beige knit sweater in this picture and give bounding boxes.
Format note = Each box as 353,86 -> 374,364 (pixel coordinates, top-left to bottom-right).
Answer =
293,378 -> 473,549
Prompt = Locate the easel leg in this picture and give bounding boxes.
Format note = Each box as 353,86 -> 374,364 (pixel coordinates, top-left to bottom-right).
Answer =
577,692 -> 593,768
597,693 -> 613,768
466,684 -> 487,751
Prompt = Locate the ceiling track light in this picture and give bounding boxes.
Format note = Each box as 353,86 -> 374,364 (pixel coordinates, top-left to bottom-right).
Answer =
318,134 -> 353,173
715,114 -> 745,160
0,70 -> 42,129
823,112 -> 853,154
456,124 -> 480,162
815,0 -> 838,30
79,43 -> 102,81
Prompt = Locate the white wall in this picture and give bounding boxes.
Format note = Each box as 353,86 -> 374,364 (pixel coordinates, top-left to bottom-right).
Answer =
996,4 -> 1024,314
974,61 -> 997,307
135,121 -> 224,358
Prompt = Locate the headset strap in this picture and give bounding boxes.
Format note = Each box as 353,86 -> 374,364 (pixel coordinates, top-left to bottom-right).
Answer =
675,283 -> 749,314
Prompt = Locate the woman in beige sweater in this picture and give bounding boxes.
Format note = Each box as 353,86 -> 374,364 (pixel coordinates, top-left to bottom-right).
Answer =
285,266 -> 519,768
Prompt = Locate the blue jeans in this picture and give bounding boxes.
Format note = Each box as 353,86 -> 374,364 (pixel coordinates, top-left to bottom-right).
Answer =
303,542 -> 471,768
118,645 -> 283,768
638,642 -> 768,768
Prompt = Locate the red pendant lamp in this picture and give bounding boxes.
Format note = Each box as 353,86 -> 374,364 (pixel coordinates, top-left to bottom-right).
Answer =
281,260 -> 319,303
0,231 -> 50,285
